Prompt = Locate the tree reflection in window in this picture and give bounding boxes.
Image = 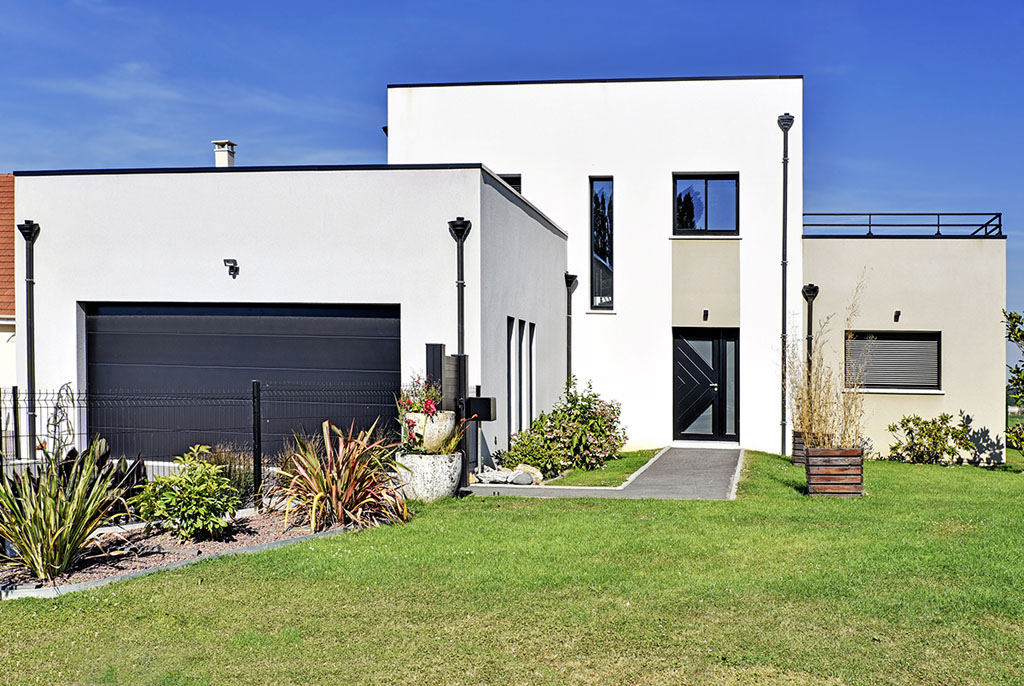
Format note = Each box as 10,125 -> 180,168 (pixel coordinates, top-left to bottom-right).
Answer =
590,178 -> 613,309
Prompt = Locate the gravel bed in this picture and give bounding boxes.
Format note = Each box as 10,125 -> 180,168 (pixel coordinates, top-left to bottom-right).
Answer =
0,512 -> 339,589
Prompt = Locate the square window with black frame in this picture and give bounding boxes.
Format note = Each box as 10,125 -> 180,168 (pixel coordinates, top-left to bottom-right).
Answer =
590,177 -> 614,309
673,174 -> 739,235
845,331 -> 941,390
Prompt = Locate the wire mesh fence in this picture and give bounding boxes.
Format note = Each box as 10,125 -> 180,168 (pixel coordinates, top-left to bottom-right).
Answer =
0,382 -> 401,504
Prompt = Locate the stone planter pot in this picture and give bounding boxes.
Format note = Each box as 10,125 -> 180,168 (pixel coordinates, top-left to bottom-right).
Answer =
398,452 -> 461,502
404,411 -> 456,453
805,448 -> 863,497
792,430 -> 807,466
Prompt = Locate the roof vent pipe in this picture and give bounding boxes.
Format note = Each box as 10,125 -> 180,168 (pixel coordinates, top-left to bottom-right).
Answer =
211,140 -> 237,167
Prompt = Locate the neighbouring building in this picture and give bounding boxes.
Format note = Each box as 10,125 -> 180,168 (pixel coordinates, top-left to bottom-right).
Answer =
386,75 -> 1006,461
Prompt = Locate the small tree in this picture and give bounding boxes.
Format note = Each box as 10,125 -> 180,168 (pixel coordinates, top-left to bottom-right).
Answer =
1004,310 -> 1024,449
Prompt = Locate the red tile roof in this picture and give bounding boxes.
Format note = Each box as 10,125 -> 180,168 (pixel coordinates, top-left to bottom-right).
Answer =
0,175 -> 14,317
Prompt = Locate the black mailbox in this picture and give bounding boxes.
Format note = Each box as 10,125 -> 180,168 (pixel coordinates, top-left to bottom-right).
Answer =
466,396 -> 497,422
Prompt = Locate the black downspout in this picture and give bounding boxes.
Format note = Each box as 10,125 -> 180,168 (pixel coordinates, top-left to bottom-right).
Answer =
564,273 -> 577,381
777,113 -> 794,456
17,220 -> 40,461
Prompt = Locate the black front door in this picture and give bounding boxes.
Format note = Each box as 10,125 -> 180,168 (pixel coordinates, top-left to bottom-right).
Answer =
673,328 -> 738,441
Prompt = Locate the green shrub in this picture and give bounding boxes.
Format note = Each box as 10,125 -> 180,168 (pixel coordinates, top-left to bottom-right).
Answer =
0,437 -> 128,580
887,413 -> 972,464
129,445 -> 241,540
505,377 -> 627,477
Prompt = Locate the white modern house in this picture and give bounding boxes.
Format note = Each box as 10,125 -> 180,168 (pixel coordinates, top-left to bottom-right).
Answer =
12,162 -> 567,459
387,75 -> 1006,461
10,74 -> 1007,464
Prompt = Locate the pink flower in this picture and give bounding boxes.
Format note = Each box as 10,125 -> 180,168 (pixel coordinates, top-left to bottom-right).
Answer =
424,399 -> 437,416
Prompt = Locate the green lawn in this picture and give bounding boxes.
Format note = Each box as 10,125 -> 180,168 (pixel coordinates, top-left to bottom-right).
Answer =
2,452 -> 1024,685
549,448 -> 660,486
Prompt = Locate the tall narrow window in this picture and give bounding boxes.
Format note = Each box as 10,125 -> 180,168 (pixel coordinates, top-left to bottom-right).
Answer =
528,323 -> 536,423
590,177 -> 613,309
517,319 -> 525,433
673,174 -> 739,234
506,317 -> 514,443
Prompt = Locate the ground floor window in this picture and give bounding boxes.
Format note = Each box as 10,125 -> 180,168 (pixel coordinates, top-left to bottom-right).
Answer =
845,331 -> 941,390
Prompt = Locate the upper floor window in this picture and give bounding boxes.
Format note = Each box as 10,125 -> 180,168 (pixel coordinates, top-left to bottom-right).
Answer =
590,177 -> 613,309
673,174 -> 739,235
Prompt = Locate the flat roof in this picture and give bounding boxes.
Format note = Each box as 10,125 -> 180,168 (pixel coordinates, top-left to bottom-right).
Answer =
388,74 -> 803,89
12,162 -> 568,240
12,163 -> 485,177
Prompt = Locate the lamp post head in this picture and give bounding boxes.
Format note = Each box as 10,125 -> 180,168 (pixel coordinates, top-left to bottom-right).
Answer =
802,283 -> 819,303
777,113 -> 795,132
564,272 -> 578,290
448,216 -> 472,243
17,220 -> 40,244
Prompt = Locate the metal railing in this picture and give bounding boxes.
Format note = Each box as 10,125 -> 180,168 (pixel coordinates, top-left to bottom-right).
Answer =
803,212 -> 1002,237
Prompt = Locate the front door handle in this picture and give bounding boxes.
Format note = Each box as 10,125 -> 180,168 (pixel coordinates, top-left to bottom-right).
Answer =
709,383 -> 719,391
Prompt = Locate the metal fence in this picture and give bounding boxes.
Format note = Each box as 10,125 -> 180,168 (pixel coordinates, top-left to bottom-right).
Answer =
0,382 -> 400,503
803,212 -> 1003,237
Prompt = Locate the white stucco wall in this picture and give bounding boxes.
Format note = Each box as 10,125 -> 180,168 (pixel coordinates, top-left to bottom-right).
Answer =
388,78 -> 804,453
478,174 -> 567,453
13,167 -> 565,443
0,321 -> 15,387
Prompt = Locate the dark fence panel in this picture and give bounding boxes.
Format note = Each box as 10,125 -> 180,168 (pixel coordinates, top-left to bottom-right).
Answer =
0,382 -> 401,502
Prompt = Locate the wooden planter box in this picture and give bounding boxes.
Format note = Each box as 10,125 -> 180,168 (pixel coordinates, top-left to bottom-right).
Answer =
805,448 -> 863,497
792,430 -> 807,466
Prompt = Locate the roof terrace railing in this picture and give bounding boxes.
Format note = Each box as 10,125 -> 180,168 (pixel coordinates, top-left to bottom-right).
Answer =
803,212 -> 1002,237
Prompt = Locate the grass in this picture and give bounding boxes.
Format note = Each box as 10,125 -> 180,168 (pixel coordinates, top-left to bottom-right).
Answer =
2,451 -> 1024,684
549,448 -> 660,486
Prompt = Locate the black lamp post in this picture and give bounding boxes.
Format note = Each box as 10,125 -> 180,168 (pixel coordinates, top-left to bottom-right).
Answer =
448,216 -> 472,490
801,283 -> 819,387
564,272 -> 577,380
17,220 -> 40,459
777,112 -> 795,456
448,217 -> 472,356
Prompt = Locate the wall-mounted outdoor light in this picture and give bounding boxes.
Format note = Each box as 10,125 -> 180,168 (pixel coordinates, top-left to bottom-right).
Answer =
224,259 -> 239,279
894,310 -> 901,322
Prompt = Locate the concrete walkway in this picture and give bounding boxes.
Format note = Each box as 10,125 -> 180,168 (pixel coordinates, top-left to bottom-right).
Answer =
465,446 -> 743,500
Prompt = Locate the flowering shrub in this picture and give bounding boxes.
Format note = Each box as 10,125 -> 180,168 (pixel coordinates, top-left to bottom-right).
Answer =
505,377 -> 627,477
397,374 -> 449,454
887,412 -> 972,465
397,374 -> 443,418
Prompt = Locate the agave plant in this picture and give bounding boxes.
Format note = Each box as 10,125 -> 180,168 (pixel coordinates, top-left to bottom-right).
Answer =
0,437 -> 130,581
270,420 -> 408,532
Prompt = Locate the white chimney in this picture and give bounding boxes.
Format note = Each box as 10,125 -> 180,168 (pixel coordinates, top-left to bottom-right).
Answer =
211,140 -> 237,167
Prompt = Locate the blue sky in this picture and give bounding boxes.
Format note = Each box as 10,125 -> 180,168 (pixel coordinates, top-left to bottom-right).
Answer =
1,0 -> 1021,328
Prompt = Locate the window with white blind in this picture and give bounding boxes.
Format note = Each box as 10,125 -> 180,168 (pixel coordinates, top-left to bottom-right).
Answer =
845,331 -> 941,390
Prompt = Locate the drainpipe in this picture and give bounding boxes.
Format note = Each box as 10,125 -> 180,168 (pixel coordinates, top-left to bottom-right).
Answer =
17,220 -> 40,460
777,113 -> 795,456
564,272 -> 577,380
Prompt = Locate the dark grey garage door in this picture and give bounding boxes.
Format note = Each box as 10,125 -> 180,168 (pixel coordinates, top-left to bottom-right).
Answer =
84,303 -> 400,460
